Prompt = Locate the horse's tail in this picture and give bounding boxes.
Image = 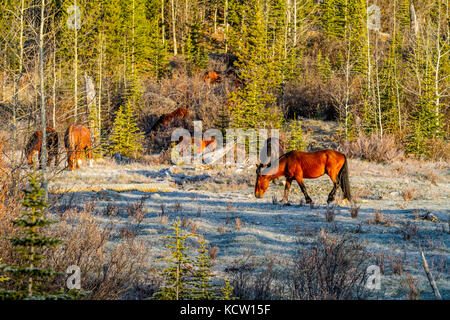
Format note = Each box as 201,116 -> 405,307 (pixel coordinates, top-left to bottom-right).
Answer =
338,155 -> 351,201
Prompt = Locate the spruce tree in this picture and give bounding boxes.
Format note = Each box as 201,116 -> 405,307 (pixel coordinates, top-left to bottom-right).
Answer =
229,0 -> 284,130
185,21 -> 208,74
0,169 -> 61,299
287,118 -> 306,151
109,101 -> 144,158
191,235 -> 217,300
154,219 -> 193,300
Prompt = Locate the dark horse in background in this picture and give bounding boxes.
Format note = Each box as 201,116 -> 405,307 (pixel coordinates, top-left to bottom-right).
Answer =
151,107 -> 191,132
255,149 -> 351,205
64,125 -> 93,170
25,127 -> 59,167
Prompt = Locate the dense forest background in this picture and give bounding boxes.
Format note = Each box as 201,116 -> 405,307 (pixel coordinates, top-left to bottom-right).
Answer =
0,0 -> 448,162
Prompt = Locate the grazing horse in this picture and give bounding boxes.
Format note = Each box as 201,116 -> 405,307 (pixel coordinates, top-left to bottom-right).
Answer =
255,149 -> 351,204
203,70 -> 222,85
175,136 -> 217,153
151,107 -> 191,132
64,125 -> 93,170
25,127 -> 59,167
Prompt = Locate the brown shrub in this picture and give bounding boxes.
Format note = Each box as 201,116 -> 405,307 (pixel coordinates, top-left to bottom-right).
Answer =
350,203 -> 360,219
325,205 -> 335,222
340,133 -> 404,163
402,188 -> 418,201
289,235 -> 371,299
426,138 -> 450,162
47,210 -> 149,299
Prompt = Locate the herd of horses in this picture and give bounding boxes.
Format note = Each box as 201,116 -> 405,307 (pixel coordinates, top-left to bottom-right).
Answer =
25,124 -> 93,171
25,106 -> 351,204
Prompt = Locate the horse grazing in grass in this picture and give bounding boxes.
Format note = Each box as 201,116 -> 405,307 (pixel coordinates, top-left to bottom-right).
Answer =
25,127 -> 59,167
64,125 -> 93,170
203,70 -> 222,85
255,149 -> 351,205
151,107 -> 191,132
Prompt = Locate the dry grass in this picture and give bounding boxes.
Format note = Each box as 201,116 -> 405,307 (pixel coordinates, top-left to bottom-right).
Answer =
350,203 -> 360,219
209,246 -> 219,260
390,254 -> 403,275
235,218 -> 242,231
401,222 -> 419,241
325,205 -> 335,222
402,188 -> 418,202
368,210 -> 393,226
127,197 -> 147,225
401,274 -> 420,300
340,133 -> 404,163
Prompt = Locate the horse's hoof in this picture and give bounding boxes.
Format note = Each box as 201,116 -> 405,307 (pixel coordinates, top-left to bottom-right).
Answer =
282,202 -> 292,207
306,199 -> 312,204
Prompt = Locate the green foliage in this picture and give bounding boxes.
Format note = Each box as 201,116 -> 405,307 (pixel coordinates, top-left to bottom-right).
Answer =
109,101 -> 144,158
185,22 -> 208,74
221,281 -> 237,300
154,220 -> 235,300
287,118 -> 306,151
317,51 -> 332,82
229,0 -> 284,130
214,104 -> 231,138
154,219 -> 193,300
191,235 -> 217,300
0,169 -> 62,299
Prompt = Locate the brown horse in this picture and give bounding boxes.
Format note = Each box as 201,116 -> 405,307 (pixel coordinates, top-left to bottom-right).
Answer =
151,107 -> 191,132
255,149 -> 351,204
203,70 -> 222,85
64,125 -> 93,170
25,127 -> 59,167
175,136 -> 217,153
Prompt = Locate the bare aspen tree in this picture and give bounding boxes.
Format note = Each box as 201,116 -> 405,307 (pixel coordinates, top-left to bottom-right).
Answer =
39,0 -> 48,200
74,0 -> 79,121
224,0 -> 228,52
131,0 -> 135,80
98,29 -> 103,144
52,16 -> 57,129
433,0 -> 447,136
12,0 -> 26,167
161,0 -> 165,46
171,0 -> 177,55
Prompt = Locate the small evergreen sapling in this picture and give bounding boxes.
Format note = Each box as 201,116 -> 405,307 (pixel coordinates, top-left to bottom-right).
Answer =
0,169 -> 61,299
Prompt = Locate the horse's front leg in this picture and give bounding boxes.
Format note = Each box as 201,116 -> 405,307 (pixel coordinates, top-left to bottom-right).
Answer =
281,178 -> 293,203
295,175 -> 312,204
327,182 -> 338,204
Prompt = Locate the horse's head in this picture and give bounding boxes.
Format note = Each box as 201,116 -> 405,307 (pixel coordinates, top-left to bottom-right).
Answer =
255,163 -> 270,199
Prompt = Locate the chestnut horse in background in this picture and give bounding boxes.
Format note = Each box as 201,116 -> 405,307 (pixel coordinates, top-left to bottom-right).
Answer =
255,149 -> 351,205
203,70 -> 222,85
151,107 -> 191,132
64,125 -> 93,170
25,127 -> 59,167
175,136 -> 217,153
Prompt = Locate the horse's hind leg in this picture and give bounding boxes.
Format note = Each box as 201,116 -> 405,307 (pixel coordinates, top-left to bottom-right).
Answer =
326,165 -> 340,204
295,175 -> 312,204
282,178 -> 293,203
327,183 -> 338,204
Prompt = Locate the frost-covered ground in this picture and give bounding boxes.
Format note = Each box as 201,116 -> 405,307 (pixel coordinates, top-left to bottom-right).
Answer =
49,157 -> 449,300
